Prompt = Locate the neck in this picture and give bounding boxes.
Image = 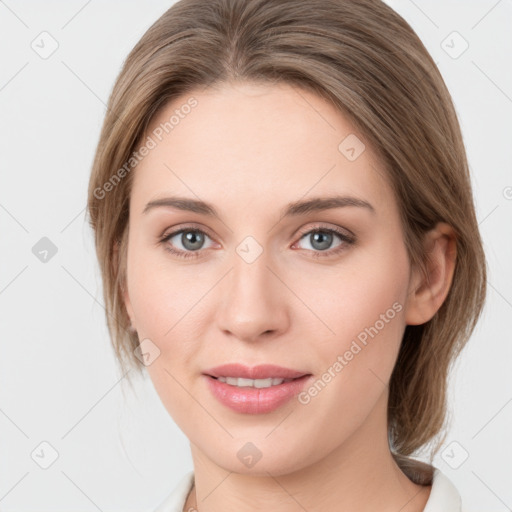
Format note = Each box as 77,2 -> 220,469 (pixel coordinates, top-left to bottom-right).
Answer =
183,394 -> 432,512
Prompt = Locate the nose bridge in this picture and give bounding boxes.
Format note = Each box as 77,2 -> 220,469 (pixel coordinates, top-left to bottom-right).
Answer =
231,243 -> 271,298
215,239 -> 288,341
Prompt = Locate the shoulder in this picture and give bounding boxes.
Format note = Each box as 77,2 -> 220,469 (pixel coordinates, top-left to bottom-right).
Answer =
153,471 -> 195,512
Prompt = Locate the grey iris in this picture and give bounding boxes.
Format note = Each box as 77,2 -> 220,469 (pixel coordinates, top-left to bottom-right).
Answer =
310,231 -> 332,250
182,231 -> 204,251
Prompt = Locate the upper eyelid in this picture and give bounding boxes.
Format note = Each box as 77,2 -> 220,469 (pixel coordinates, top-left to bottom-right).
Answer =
161,223 -> 215,239
296,223 -> 354,238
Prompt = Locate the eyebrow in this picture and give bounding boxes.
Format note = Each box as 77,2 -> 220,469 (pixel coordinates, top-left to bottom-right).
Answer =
142,194 -> 376,218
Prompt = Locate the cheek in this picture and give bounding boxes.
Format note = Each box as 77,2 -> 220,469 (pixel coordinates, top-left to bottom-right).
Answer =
127,239 -> 194,332
126,247 -> 204,418
307,242 -> 408,336
302,240 -> 410,385
126,240 -> 217,376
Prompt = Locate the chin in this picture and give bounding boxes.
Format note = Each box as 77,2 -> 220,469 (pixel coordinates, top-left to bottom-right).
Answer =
193,435 -> 322,477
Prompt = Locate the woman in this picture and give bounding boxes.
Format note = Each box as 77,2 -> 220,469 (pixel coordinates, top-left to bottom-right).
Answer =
87,0 -> 487,510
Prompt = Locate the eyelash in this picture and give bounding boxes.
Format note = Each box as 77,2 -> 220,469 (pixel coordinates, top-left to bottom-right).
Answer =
159,224 -> 356,260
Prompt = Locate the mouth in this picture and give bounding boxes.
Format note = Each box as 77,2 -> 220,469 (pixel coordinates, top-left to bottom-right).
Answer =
201,363 -> 312,413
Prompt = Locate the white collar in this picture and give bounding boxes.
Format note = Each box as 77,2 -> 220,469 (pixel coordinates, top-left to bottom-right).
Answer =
154,467 -> 462,511
423,468 -> 462,511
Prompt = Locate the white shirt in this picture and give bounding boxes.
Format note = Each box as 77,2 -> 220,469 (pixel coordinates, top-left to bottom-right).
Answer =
154,467 -> 462,511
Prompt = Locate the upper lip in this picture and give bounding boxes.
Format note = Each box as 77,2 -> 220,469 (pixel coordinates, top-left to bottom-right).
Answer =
204,363 -> 310,380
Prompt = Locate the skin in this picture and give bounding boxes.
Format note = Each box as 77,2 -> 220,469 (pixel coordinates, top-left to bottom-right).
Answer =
122,81 -> 456,512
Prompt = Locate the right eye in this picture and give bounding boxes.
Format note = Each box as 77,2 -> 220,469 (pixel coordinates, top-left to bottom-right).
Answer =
160,227 -> 216,259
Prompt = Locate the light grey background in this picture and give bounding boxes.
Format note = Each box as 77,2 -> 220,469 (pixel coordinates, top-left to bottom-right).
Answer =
1,1 -> 511,510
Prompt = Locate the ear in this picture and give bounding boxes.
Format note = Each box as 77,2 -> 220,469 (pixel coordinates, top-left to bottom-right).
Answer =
405,222 -> 457,326
113,237 -> 136,332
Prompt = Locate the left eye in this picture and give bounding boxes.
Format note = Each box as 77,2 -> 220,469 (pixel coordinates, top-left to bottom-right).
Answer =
295,228 -> 350,252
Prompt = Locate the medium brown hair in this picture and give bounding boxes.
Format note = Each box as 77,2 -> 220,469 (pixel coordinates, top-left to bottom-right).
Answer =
87,0 -> 487,479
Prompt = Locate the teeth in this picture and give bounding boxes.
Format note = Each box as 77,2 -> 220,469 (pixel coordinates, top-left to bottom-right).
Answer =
216,376 -> 293,388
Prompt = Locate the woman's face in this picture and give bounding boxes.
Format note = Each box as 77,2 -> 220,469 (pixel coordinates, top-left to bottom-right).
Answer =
123,81 -> 419,475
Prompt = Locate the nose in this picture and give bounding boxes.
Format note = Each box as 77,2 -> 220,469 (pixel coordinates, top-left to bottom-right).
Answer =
215,248 -> 290,343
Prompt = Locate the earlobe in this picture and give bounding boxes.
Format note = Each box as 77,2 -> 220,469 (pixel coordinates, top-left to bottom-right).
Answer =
405,222 -> 457,326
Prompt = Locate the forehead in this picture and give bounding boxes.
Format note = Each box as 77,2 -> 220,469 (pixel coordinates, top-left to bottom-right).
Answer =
131,81 -> 392,215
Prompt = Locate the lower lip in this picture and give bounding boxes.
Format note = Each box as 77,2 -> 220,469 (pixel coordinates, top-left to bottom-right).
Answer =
203,374 -> 312,414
